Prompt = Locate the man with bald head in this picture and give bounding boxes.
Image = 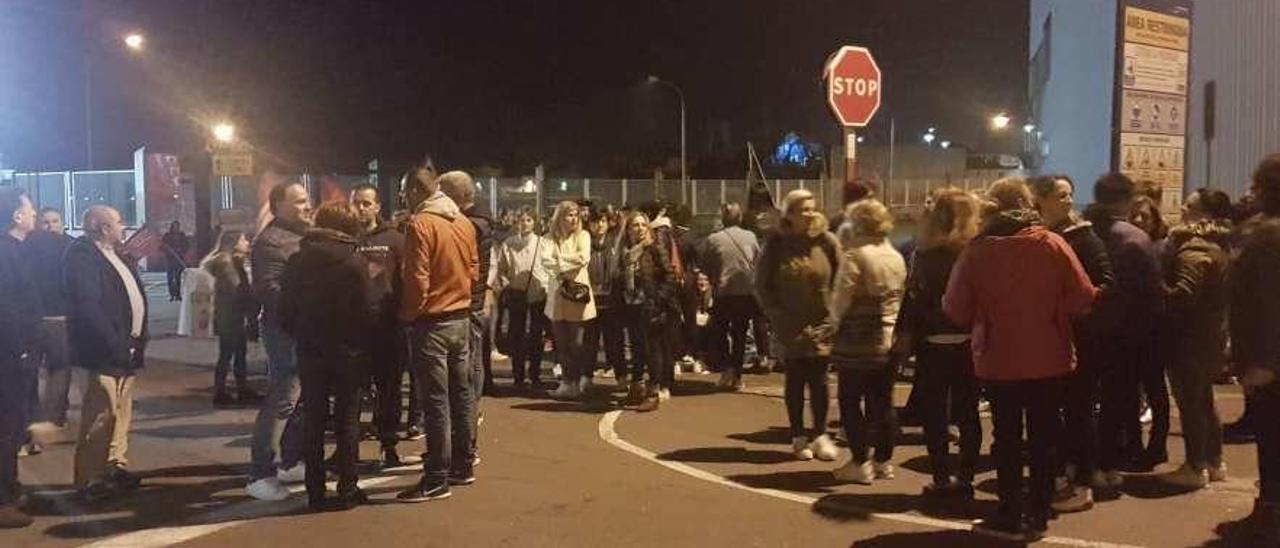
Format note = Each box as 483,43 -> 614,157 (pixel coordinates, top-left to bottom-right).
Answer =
64,205 -> 147,502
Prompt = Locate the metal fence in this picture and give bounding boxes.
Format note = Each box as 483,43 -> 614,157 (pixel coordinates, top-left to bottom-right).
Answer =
7,170 -> 138,228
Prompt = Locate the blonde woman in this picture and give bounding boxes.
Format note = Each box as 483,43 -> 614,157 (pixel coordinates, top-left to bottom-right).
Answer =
618,211 -> 680,411
895,188 -> 984,498
829,198 -> 906,484
755,189 -> 842,461
543,201 -> 597,399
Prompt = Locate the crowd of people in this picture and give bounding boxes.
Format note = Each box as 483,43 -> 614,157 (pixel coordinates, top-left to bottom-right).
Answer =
2,153 -> 1280,545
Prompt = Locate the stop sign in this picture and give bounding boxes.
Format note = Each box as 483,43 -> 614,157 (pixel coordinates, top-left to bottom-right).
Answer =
825,46 -> 882,127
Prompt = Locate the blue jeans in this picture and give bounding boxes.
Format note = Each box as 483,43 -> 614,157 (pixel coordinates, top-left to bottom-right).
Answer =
411,316 -> 473,483
249,322 -> 304,480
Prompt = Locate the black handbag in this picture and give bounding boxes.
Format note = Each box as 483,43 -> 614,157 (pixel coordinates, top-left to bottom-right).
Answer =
559,280 -> 591,304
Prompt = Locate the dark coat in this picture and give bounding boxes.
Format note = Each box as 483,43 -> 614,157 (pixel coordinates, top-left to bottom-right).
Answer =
64,237 -> 147,376
1052,215 -> 1115,345
22,230 -> 71,317
464,208 -> 494,313
359,222 -> 405,326
1230,215 -> 1280,394
1084,205 -> 1162,340
204,251 -> 257,338
0,234 -> 42,361
1162,221 -> 1232,378
251,217 -> 307,327
279,229 -> 378,353
895,243 -> 967,346
617,242 -> 679,324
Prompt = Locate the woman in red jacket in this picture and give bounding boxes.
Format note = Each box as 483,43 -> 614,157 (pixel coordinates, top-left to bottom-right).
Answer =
942,178 -> 1097,542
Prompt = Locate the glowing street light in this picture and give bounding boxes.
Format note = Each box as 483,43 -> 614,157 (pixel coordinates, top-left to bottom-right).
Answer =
1023,123 -> 1037,134
940,140 -> 952,149
212,122 -> 236,144
123,33 -> 145,51
991,113 -> 1012,130
922,132 -> 936,145
856,136 -> 865,144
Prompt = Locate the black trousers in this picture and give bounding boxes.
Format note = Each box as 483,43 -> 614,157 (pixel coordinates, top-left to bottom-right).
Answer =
709,295 -> 759,373
1098,336 -> 1143,471
584,305 -> 626,379
166,266 -> 183,299
987,376 -> 1065,523
838,368 -> 897,463
0,356 -> 30,506
214,332 -> 248,394
916,342 -> 981,484
1256,389 -> 1280,503
784,357 -> 829,438
299,346 -> 365,498
1062,361 -> 1101,482
371,330 -> 411,450
504,300 -> 548,383
1136,343 -> 1170,457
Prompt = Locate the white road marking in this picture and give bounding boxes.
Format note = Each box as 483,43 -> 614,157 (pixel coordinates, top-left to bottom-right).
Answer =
598,410 -> 1144,548
79,474 -> 407,548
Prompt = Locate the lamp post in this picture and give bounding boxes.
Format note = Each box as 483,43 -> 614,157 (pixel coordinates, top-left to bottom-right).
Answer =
84,32 -> 146,169
646,75 -> 687,201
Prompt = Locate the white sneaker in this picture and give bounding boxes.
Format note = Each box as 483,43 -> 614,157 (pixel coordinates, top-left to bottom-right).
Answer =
809,434 -> 838,461
552,364 -> 564,379
657,387 -> 672,401
1051,485 -> 1095,514
833,460 -> 873,484
791,436 -> 814,461
1209,462 -> 1228,482
578,376 -> 593,395
692,360 -> 707,375
600,369 -> 615,379
872,461 -> 895,480
1140,405 -> 1153,425
246,477 -> 291,501
277,463 -> 306,484
1166,464 -> 1208,489
551,381 -> 579,400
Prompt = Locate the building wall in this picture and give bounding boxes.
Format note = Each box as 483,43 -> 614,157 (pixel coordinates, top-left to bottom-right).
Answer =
1185,0 -> 1280,198
1029,0 -> 1119,190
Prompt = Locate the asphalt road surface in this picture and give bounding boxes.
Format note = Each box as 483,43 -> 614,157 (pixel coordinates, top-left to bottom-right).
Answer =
6,281 -> 1264,547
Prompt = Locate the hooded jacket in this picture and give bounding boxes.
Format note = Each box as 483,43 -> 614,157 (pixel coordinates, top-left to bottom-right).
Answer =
359,221 -> 405,326
279,228 -> 377,352
1050,214 -> 1115,345
1163,220 -> 1232,377
399,191 -> 479,323
895,243 -> 967,346
251,216 -> 308,327
943,210 -> 1097,382
1231,215 -> 1280,394
755,212 -> 841,359
1083,205 -> 1162,339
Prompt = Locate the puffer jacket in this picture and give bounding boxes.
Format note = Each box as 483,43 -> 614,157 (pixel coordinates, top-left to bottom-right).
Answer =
251,217 -> 307,327
943,210 -> 1097,381
1161,221 -> 1232,377
829,236 -> 907,370
1231,215 -> 1280,395
755,212 -> 841,359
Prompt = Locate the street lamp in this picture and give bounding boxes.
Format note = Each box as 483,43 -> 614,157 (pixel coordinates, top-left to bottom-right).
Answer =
922,132 -> 936,145
85,30 -> 146,169
645,75 -> 687,192
940,140 -> 952,149
212,122 -> 236,144
123,33 -> 145,51
991,113 -> 1012,130
1023,123 -> 1037,134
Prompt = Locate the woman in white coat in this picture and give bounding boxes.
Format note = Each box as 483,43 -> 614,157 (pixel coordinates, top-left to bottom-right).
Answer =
543,201 -> 597,399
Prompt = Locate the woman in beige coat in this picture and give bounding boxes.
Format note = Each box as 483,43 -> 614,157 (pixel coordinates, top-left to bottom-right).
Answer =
543,201 -> 597,399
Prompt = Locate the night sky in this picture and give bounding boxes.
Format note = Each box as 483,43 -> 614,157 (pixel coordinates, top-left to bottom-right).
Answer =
0,0 -> 1028,177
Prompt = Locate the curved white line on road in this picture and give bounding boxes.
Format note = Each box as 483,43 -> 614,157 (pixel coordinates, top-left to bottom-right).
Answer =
598,410 -> 1143,548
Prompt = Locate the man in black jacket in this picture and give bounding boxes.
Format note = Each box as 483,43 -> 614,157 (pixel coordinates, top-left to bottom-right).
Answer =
438,171 -> 493,453
66,205 -> 148,502
26,209 -> 73,431
351,183 -> 412,467
0,189 -> 40,528
280,201 -> 377,512
247,182 -> 312,501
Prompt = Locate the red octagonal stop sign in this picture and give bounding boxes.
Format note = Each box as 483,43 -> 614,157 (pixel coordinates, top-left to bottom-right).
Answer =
825,46 -> 882,127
